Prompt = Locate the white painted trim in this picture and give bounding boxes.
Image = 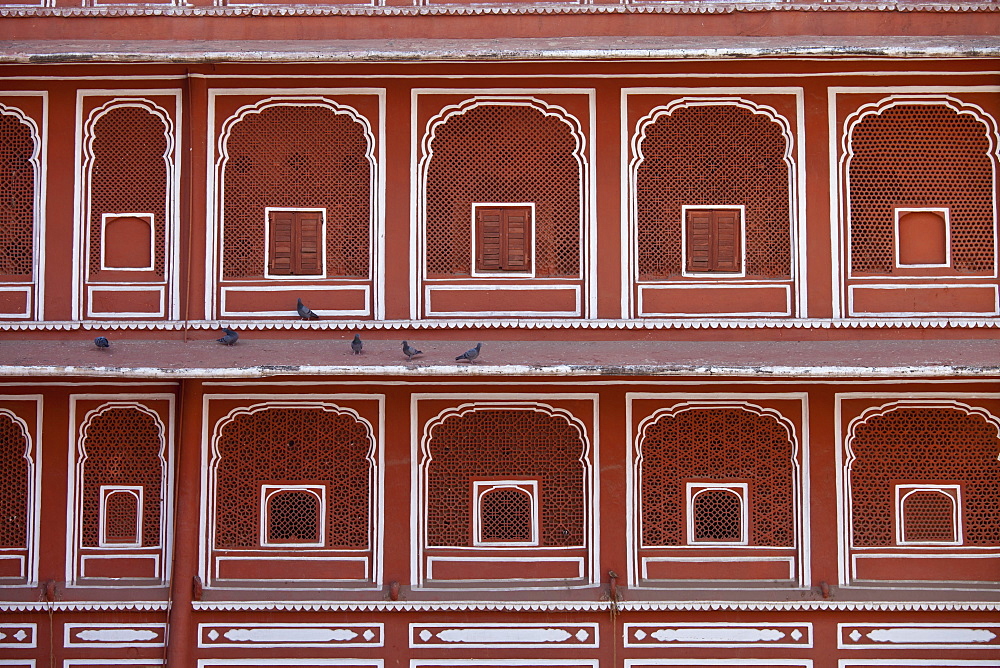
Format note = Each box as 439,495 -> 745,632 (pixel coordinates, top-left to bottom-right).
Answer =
895,484 -> 963,546
894,207 -> 952,268
99,213 -> 155,271
219,284 -> 370,319
472,480 -> 539,547
470,202 -> 537,278
214,555 -> 369,583
0,403 -> 37,587
427,556 -> 585,581
0,286 -> 32,319
80,554 -> 160,580
259,484 -> 326,548
847,283 -> 1000,317
409,622 -> 599,649
637,283 -> 792,318
197,623 -> 383,648
424,284 -> 582,318
63,623 -> 165,648
641,556 -> 796,582
626,661 -> 810,668
262,207 -> 328,280
199,660 -> 380,667
680,205 -> 747,279
413,660 -> 595,668
98,485 -> 143,548
685,483 -> 749,546
623,622 -> 812,648
837,623 -> 1000,650
86,285 -> 166,319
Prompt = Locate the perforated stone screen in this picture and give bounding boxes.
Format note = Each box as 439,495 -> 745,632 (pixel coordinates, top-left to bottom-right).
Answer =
425,104 -> 581,278
222,105 -> 372,280
635,104 -> 791,280
480,487 -> 532,543
850,407 -> 1000,547
87,105 -> 168,279
0,113 -> 34,278
81,407 -> 163,548
692,489 -> 742,542
0,413 -> 28,548
214,407 -> 372,549
848,103 -> 995,275
267,491 -> 321,543
902,491 -> 956,543
640,407 -> 795,547
426,409 -> 585,547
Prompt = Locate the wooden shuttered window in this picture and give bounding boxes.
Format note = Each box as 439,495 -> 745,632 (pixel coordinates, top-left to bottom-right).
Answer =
268,210 -> 323,276
685,209 -> 742,273
475,206 -> 532,273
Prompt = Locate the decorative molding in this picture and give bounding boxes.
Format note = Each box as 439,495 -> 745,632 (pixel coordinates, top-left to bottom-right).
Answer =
625,622 -> 811,648
0,624 -> 36,648
198,623 -> 383,648
64,623 -> 166,648
410,623 -> 599,648
839,623 -> 1000,649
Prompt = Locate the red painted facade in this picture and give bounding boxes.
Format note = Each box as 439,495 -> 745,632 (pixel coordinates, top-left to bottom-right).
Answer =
0,2 -> 998,667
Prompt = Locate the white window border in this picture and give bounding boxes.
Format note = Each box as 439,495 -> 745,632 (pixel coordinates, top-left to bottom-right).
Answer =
98,484 -> 143,548
894,207 -> 952,269
685,482 -> 749,546
680,205 -> 747,278
472,479 -> 540,547
259,484 -> 327,548
895,483 -> 963,546
99,213 -> 155,272
262,207 -> 328,280
470,202 -> 537,279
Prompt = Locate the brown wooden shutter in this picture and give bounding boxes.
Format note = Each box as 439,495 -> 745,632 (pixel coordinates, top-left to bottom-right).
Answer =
476,208 -> 503,272
685,209 -> 742,273
296,212 -> 323,275
686,211 -> 713,272
268,211 -> 295,275
503,208 -> 530,271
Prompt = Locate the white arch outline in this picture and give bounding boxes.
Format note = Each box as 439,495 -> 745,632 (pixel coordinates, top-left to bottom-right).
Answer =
0,103 -> 42,320
207,400 -> 378,585
415,96 -> 589,317
627,97 -> 799,317
214,97 -> 378,290
417,401 -> 594,586
0,408 -> 34,584
840,95 -> 1000,288
79,97 -> 178,319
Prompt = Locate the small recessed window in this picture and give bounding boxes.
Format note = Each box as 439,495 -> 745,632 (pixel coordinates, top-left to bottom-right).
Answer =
472,480 -> 539,546
260,484 -> 326,547
686,482 -> 748,545
472,204 -> 534,276
896,484 -> 961,546
101,213 -> 154,271
895,208 -> 950,267
99,485 -> 143,547
266,208 -> 325,278
683,207 -> 744,275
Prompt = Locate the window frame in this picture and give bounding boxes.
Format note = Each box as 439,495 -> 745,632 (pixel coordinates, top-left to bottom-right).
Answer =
895,483 -> 963,547
894,206 -> 952,269
681,205 -> 747,278
263,207 -> 327,280
259,483 -> 327,548
685,482 -> 749,546
471,479 -> 540,547
100,213 -> 156,272
98,484 -> 144,548
470,203 -> 536,278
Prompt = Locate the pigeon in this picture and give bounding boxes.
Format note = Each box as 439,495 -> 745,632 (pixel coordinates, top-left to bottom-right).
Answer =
94,336 -> 110,350
216,327 -> 239,346
296,298 -> 319,320
402,341 -> 423,361
455,342 -> 482,362
351,333 -> 363,355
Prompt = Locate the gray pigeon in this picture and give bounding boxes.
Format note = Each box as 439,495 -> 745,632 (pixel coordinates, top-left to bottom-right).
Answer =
296,298 -> 319,320
94,336 -> 110,350
216,327 -> 239,346
402,341 -> 423,361
455,342 -> 482,362
351,333 -> 363,355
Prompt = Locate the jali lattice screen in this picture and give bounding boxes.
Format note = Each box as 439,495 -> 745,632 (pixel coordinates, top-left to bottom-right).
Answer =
0,412 -> 28,549
0,112 -> 35,278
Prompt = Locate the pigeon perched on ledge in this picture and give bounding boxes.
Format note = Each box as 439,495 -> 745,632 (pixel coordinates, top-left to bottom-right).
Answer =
455,342 -> 482,362
94,336 -> 110,350
216,327 -> 239,346
403,341 -> 423,361
351,333 -> 363,355
296,298 -> 320,320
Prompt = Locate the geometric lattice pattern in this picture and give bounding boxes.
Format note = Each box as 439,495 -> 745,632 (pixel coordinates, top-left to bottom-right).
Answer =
640,407 -> 795,547
480,487 -> 532,543
426,409 -> 585,547
692,489 -> 742,542
0,113 -> 35,277
222,104 -> 372,280
902,490 -> 956,543
81,406 -> 163,548
425,104 -> 581,278
0,412 -> 28,548
267,491 -> 321,543
848,103 -> 995,274
850,406 -> 1000,546
103,491 -> 139,543
214,407 -> 372,549
635,104 -> 792,280
87,105 -> 168,278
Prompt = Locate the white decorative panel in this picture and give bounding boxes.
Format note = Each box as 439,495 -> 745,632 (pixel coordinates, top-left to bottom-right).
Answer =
624,623 -> 812,648
198,623 -> 383,648
839,623 -> 1000,649
410,623 -> 599,648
